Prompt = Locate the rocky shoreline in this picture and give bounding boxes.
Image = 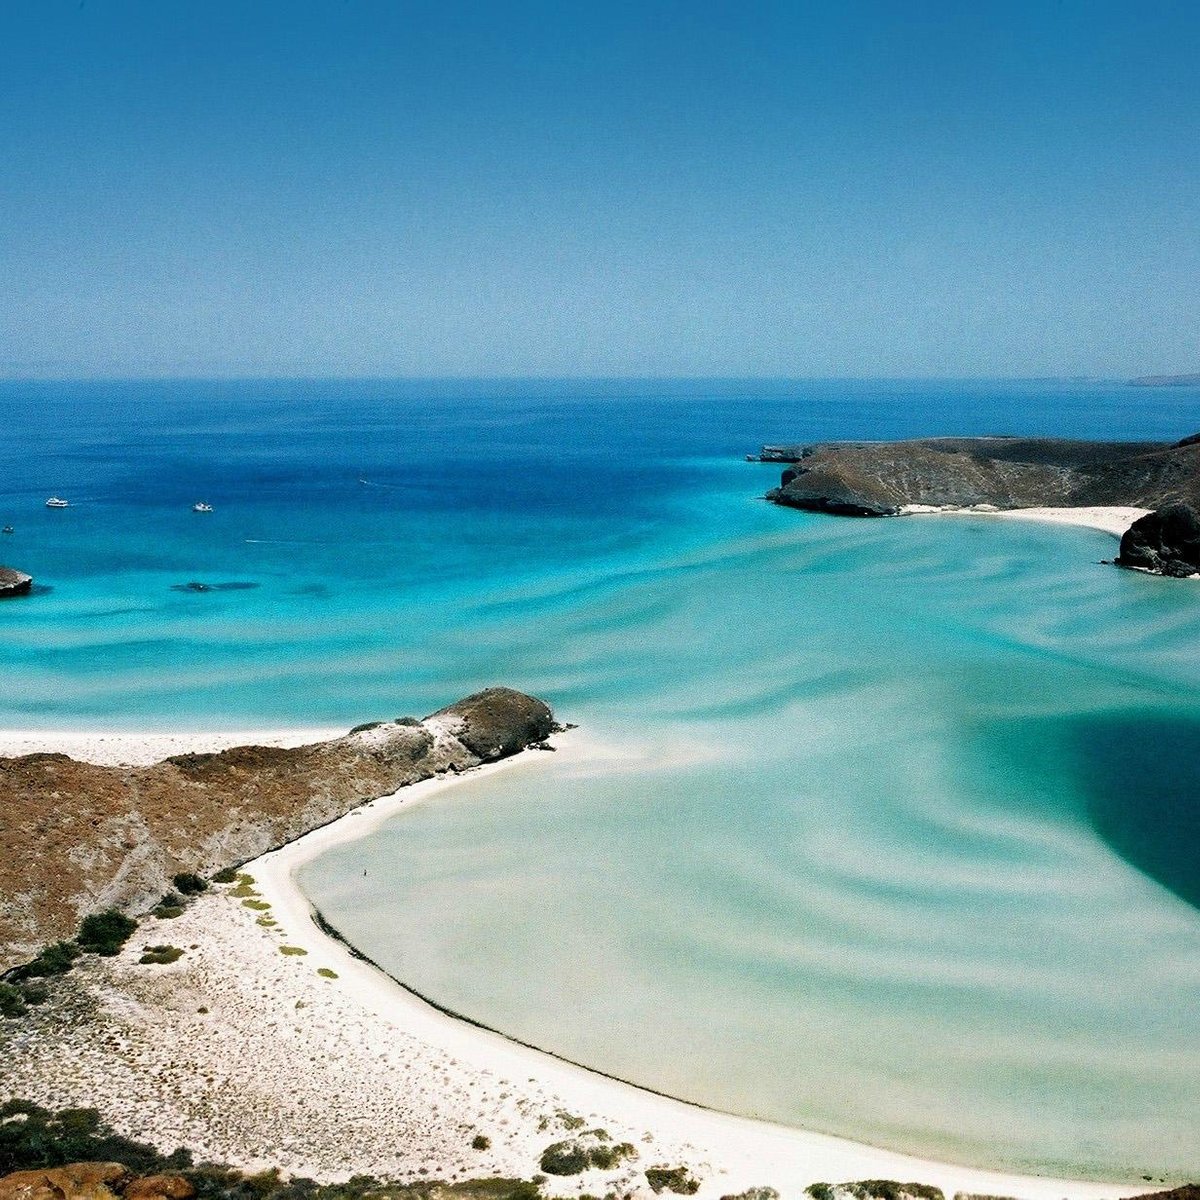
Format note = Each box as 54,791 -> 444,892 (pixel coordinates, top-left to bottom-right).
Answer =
753,435 -> 1200,576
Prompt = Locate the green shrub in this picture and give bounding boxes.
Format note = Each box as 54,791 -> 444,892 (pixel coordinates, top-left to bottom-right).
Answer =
316,968 -> 338,979
724,1189 -> 780,1200
154,905 -> 185,919
173,872 -> 208,895
0,984 -> 28,1018
11,941 -> 81,980
242,899 -> 271,911
847,1184 -> 944,1200
805,1187 -> 834,1200
471,1135 -> 491,1151
645,1168 -> 699,1195
0,1100 -> 189,1175
539,1134 -> 636,1176
280,946 -> 307,956
139,945 -> 184,965
78,909 -> 138,956
231,882 -> 260,898
538,1143 -> 588,1176
212,867 -> 239,884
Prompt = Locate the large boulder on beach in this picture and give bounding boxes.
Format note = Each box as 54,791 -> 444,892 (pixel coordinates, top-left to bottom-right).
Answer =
0,1164 -> 130,1200
1116,504 -> 1200,577
0,566 -> 32,597
428,686 -> 557,759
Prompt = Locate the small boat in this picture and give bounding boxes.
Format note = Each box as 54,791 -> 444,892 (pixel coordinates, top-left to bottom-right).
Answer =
2,525 -> 13,535
192,502 -> 214,513
45,497 -> 69,508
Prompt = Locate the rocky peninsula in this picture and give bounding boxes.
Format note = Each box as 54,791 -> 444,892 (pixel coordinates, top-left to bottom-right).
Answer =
0,687 -> 556,971
758,435 -> 1200,518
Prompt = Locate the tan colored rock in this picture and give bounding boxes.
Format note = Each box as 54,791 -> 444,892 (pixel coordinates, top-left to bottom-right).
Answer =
121,1175 -> 194,1200
0,1163 -> 129,1200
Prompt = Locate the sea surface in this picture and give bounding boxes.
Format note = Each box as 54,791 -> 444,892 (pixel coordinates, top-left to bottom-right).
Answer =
4,378 -> 1200,1181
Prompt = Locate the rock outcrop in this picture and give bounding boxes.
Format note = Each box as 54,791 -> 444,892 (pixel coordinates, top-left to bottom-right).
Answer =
0,687 -> 557,970
1116,504 -> 1200,577
759,435 -> 1200,518
0,1166 -> 193,1200
0,567 -> 32,598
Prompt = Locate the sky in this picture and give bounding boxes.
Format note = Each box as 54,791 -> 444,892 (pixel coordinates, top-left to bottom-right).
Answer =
0,0 -> 1197,379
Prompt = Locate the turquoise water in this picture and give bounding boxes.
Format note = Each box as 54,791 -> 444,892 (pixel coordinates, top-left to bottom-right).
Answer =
5,379 -> 1200,1180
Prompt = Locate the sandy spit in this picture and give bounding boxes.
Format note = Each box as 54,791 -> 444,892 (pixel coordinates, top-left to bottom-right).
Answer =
0,726 -> 1142,1200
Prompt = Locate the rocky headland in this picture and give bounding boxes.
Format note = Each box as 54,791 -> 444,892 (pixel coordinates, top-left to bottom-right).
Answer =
758,435 -> 1200,518
0,687 -> 556,971
1129,374 -> 1200,388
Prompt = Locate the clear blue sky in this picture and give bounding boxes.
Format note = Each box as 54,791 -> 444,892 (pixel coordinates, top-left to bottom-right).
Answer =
1,1 -> 1197,378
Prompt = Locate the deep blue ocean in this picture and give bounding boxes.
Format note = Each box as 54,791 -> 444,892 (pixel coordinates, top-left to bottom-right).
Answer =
5,378 -> 1200,1181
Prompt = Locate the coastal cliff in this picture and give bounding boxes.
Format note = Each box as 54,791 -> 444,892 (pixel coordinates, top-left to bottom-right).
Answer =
760,435 -> 1200,518
0,688 -> 556,971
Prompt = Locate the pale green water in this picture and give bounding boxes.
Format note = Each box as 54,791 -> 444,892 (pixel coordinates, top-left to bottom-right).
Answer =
301,510 -> 1200,1183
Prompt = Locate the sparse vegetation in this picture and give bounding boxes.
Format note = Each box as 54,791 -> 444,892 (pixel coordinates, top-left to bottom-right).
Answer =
844,1184 -> 944,1200
9,940 -> 81,980
471,1135 -> 491,1151
539,1132 -> 636,1176
280,946 -> 308,956
0,1101 -> 547,1200
173,872 -> 208,895
211,867 -> 239,884
645,1167 -> 699,1195
806,1187 -> 835,1200
316,968 -> 338,979
77,909 -> 138,956
231,882 -> 260,898
153,891 -> 186,919
723,1189 -> 779,1200
138,945 -> 184,965
243,899 -> 271,911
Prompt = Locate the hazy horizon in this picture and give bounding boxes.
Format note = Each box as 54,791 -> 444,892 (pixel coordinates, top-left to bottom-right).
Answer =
2,1 -> 1198,379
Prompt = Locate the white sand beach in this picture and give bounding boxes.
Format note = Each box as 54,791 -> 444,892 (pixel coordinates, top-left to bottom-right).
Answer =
0,726 -> 1145,1200
901,504 -> 1150,538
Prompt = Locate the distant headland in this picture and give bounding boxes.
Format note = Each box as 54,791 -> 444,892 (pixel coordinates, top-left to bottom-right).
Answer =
1129,374 -> 1200,387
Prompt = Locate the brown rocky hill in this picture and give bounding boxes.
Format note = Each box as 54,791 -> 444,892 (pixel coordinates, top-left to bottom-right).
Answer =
0,688 -> 556,971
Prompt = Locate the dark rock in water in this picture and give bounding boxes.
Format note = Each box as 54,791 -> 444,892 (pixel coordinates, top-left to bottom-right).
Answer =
171,580 -> 259,593
1116,504 -> 1200,577
759,435 -> 1200,517
0,566 -> 33,597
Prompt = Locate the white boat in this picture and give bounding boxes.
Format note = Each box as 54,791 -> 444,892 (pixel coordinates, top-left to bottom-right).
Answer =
192,502 -> 214,513
45,496 -> 69,508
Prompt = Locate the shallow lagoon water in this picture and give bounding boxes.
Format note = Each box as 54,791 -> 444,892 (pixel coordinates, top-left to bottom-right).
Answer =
5,379 -> 1200,1180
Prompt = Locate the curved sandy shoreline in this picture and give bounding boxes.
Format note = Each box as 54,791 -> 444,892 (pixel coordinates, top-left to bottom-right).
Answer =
0,508 -> 1173,1198
900,503 -> 1150,537
244,732 -> 1139,1200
